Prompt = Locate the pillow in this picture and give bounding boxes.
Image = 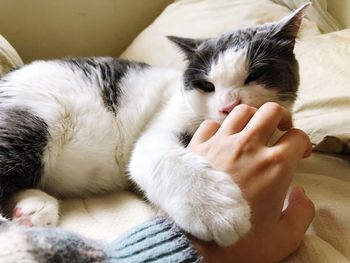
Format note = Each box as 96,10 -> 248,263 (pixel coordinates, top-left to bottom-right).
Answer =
293,29 -> 350,155
121,0 -> 350,155
0,35 -> 23,76
271,0 -> 342,33
121,0 -> 321,69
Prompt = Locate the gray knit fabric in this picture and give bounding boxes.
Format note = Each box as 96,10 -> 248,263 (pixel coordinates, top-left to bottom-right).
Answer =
106,217 -> 202,263
0,217 -> 202,263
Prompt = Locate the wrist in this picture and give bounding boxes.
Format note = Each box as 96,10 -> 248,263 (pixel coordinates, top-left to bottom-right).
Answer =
188,235 -> 230,263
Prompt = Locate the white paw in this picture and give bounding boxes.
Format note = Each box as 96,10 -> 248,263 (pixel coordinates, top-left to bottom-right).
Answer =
10,189 -> 59,227
170,170 -> 251,247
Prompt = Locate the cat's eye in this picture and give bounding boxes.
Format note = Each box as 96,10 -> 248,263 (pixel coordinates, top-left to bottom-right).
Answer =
193,80 -> 215,93
245,70 -> 265,84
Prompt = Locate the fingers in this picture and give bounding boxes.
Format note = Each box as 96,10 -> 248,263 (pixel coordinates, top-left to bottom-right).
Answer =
217,105 -> 257,136
188,120 -> 221,146
273,128 -> 312,160
280,186 -> 315,250
243,103 -> 292,144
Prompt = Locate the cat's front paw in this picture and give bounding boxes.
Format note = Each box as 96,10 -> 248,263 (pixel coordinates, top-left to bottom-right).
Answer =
172,170 -> 251,247
9,189 -> 59,227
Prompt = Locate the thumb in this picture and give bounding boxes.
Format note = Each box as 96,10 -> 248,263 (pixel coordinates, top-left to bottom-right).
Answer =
280,186 -> 315,250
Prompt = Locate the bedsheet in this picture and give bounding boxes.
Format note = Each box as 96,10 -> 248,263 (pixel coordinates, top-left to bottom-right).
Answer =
58,152 -> 350,263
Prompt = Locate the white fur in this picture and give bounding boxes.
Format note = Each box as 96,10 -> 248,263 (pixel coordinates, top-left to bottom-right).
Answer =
185,48 -> 278,124
129,90 -> 251,246
0,226 -> 37,263
0,54 -> 284,245
1,62 -> 179,197
9,189 -> 59,227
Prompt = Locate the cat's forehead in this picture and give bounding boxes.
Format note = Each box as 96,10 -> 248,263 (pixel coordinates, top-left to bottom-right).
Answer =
191,23 -> 279,74
207,48 -> 248,87
195,26 -> 274,83
199,23 -> 277,56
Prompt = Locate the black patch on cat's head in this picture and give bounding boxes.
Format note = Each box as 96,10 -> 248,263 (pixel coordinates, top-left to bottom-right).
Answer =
167,3 -> 309,102
245,3 -> 309,101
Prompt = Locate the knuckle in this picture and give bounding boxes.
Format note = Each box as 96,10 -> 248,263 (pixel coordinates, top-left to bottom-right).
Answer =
264,149 -> 288,165
235,104 -> 256,115
234,133 -> 251,147
291,129 -> 310,142
231,134 -> 255,156
200,119 -> 220,129
262,102 -> 284,114
288,129 -> 312,153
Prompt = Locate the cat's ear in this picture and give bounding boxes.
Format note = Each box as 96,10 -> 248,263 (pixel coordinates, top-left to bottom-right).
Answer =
167,36 -> 203,59
275,2 -> 310,41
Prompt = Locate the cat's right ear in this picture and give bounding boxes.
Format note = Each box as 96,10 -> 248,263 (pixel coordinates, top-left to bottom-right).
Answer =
167,36 -> 203,60
275,2 -> 310,41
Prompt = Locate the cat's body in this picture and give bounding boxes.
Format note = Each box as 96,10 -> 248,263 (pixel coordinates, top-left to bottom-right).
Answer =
0,58 -> 179,198
0,5 -> 308,246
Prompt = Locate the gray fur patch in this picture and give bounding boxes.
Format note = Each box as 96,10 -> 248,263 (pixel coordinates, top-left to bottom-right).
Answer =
245,25 -> 299,101
27,228 -> 107,263
64,57 -> 150,113
0,108 -> 48,202
177,132 -> 192,147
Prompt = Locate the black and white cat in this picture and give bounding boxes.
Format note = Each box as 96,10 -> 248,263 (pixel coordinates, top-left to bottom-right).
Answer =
0,4 -> 307,246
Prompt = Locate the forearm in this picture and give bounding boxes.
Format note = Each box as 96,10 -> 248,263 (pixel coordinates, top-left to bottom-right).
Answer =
0,216 -> 202,263
107,217 -> 202,263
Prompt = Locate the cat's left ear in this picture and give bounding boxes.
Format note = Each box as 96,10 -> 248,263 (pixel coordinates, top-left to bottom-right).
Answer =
167,36 -> 204,60
275,2 -> 310,41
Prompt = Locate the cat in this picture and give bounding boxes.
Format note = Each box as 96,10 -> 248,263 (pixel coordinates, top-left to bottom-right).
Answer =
0,4 -> 308,246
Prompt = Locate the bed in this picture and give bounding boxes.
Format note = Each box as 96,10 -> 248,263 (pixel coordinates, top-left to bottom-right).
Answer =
1,0 -> 349,262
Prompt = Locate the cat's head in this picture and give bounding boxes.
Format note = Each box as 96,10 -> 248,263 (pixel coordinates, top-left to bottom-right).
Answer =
168,3 -> 309,122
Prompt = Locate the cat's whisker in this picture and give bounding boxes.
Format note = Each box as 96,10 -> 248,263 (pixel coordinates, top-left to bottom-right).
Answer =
186,67 -> 208,75
195,51 -> 212,70
249,26 -> 277,67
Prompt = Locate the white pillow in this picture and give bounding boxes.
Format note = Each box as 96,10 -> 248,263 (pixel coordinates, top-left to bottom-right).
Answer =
0,35 -> 23,76
121,0 -> 320,69
271,0 -> 341,33
293,29 -> 350,154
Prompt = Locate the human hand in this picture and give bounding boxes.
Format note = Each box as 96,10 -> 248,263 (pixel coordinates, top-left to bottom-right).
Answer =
187,102 -> 315,263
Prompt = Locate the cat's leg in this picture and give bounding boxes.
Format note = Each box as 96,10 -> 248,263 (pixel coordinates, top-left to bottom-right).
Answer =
6,189 -> 59,227
129,128 -> 251,247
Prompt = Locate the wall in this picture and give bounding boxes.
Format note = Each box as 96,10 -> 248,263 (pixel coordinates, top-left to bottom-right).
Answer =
327,0 -> 350,29
1,1 -> 348,63
0,0 -> 173,62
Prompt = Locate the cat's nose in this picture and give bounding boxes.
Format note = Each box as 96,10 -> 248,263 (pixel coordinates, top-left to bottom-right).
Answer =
219,99 -> 241,115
